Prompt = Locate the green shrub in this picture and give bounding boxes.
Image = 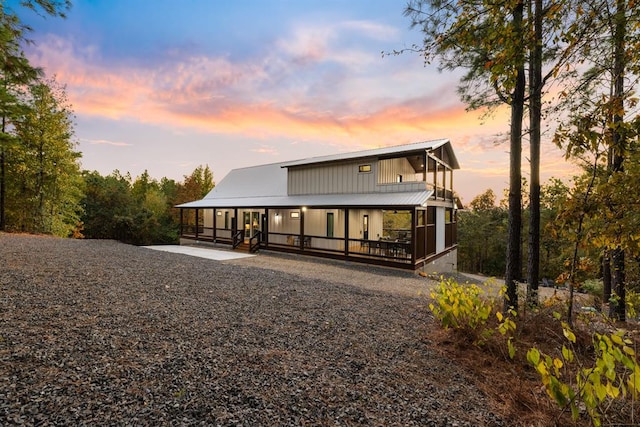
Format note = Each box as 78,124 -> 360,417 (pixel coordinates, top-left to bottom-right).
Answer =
626,289 -> 640,320
428,277 -> 495,330
581,279 -> 603,296
428,277 -> 516,356
527,324 -> 639,426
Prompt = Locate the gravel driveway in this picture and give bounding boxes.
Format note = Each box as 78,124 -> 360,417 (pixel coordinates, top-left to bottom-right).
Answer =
1,234 -> 504,426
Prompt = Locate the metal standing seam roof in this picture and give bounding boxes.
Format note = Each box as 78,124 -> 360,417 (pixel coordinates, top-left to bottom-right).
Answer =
198,162 -> 288,199
279,138 -> 459,169
176,190 -> 434,209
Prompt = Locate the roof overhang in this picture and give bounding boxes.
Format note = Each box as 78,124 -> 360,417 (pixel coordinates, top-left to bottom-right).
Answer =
176,190 -> 434,209
280,139 -> 458,169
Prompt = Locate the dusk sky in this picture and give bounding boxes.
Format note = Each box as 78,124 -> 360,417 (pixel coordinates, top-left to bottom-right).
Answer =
14,0 -> 574,204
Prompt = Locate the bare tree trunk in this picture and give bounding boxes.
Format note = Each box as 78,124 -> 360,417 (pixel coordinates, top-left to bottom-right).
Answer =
608,0 -> 626,322
527,0 -> 542,307
505,0 -> 526,312
602,250 -> 611,306
1,114 -> 5,231
37,136 -> 45,233
609,248 -> 625,321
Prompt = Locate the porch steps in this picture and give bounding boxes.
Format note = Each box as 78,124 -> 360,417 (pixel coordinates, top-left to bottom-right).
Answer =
234,242 -> 251,253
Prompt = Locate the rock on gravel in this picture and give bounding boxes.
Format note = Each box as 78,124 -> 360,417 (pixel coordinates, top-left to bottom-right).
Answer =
0,234 -> 504,426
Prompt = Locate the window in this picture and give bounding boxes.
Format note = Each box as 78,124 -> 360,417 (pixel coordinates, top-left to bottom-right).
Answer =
427,207 -> 435,225
358,164 -> 371,173
363,214 -> 369,240
290,211 -> 300,219
326,212 -> 334,237
445,208 -> 453,223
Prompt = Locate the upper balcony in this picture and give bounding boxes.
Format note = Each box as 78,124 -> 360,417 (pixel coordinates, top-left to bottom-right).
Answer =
285,141 -> 459,199
376,153 -> 454,201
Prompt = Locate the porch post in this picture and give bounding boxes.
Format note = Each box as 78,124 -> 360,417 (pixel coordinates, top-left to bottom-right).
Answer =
195,209 -> 199,240
411,207 -> 417,266
344,208 -> 349,256
433,165 -> 438,198
213,209 -> 217,242
300,208 -> 305,251
423,151 -> 427,183
443,165 -> 447,199
264,208 -> 269,247
233,208 -> 238,235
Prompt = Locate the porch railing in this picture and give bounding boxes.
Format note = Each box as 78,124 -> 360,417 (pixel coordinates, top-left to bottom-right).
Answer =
249,231 -> 262,253
232,230 -> 243,249
181,229 -> 416,266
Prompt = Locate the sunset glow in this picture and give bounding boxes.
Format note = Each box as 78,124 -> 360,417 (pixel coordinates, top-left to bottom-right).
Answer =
16,0 -> 576,204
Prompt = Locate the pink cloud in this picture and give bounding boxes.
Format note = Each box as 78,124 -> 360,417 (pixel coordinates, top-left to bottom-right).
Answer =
29,30 -> 576,203
84,138 -> 131,147
31,32 -> 488,151
251,145 -> 279,155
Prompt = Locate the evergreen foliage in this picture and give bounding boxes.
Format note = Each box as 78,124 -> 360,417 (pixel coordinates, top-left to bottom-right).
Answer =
80,166 -> 214,245
0,0 -> 71,230
4,79 -> 82,236
458,180 -> 573,282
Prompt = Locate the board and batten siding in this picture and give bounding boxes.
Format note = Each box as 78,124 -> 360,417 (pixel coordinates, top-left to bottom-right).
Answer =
347,209 -> 383,240
203,209 -> 214,228
377,158 -> 417,184
302,208 -> 344,238
287,157 -> 428,195
288,159 -> 377,195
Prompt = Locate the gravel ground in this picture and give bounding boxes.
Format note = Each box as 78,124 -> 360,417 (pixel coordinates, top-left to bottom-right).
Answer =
1,234 -> 504,426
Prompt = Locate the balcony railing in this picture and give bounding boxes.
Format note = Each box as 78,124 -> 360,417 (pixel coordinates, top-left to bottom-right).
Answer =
426,184 -> 453,201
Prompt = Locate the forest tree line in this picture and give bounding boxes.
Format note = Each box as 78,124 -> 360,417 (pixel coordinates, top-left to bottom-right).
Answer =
457,179 -> 613,286
405,0 -> 639,320
0,74 -> 215,244
0,1 -> 214,245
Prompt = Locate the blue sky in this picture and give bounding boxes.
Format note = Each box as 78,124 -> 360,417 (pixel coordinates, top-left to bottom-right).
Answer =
12,0 -> 573,203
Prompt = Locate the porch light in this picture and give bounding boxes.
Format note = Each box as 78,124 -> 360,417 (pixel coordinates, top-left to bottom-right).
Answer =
217,211 -> 222,216
302,207 -> 307,212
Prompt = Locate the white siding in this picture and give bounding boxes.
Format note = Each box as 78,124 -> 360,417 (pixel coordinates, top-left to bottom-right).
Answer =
287,158 -> 429,196
346,209 -> 383,240
436,207 -> 445,253
267,208 -> 348,251
377,158 -> 418,184
268,209 -> 302,235
369,210 -> 384,240
212,209 -> 235,228
304,209 -> 328,237
203,209 -> 214,228
288,160 -> 377,195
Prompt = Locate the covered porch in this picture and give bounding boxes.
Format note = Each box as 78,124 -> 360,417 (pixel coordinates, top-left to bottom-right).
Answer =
178,204 -> 457,270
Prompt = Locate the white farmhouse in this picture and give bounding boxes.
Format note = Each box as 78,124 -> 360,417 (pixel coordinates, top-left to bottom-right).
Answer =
177,139 -> 461,272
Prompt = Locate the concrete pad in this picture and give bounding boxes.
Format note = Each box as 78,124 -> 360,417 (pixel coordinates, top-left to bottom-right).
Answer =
144,245 -> 255,261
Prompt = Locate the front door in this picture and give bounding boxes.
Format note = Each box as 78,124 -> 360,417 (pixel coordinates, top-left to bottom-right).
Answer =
243,212 -> 251,242
243,211 -> 261,242
251,212 -> 260,239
